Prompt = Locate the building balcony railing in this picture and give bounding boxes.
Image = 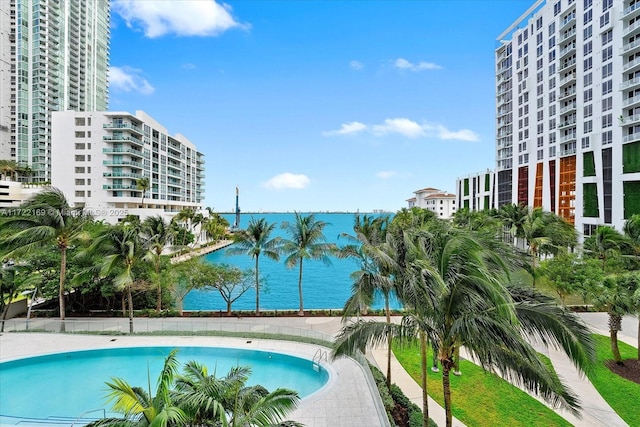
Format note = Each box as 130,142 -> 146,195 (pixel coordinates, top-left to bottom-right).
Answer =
103,135 -> 143,146
560,147 -> 577,156
559,59 -> 577,73
103,172 -> 142,179
559,73 -> 576,87
623,95 -> 640,107
102,160 -> 144,168
621,38 -> 640,56
559,119 -> 577,129
624,19 -> 640,37
620,113 -> 640,127
621,2 -> 640,19
623,56 -> 640,72
559,44 -> 575,59
559,28 -> 576,43
102,185 -> 139,190
559,102 -> 577,114
560,15 -> 576,31
559,87 -> 577,100
623,132 -> 640,143
620,76 -> 640,91
102,148 -> 147,158
103,122 -> 143,135
560,133 -> 577,143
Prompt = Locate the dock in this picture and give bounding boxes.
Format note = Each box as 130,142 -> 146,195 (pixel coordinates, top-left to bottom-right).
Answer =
170,239 -> 234,264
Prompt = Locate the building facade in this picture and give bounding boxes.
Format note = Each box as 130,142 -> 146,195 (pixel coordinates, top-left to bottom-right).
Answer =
51,110 -> 204,223
407,187 -> 457,219
495,0 -> 640,237
0,0 -> 110,181
456,169 -> 497,211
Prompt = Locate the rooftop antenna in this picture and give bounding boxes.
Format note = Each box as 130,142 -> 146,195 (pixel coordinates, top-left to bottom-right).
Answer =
233,186 -> 241,229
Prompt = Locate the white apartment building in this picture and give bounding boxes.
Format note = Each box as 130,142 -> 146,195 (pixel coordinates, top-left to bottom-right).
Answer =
51,110 -> 204,223
0,0 -> 110,181
407,187 -> 457,219
495,0 -> 640,237
456,169 -> 497,211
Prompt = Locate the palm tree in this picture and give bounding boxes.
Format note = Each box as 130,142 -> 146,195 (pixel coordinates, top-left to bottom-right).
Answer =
280,212 -> 336,316
584,225 -> 630,272
173,208 -> 195,247
141,215 -> 176,312
85,349 -> 188,427
496,203 -> 529,247
226,217 -> 280,315
0,188 -> 88,329
0,159 -> 19,181
136,177 -> 150,206
334,223 -> 595,427
89,224 -> 146,333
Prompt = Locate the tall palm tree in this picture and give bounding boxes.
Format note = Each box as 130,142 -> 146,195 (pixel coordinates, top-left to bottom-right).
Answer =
141,215 -> 176,312
86,349 -> 188,427
0,188 -> 88,329
584,225 -> 630,272
496,203 -> 529,247
280,212 -> 336,316
136,177 -> 150,206
226,217 -> 280,315
89,224 -> 146,333
173,208 -> 195,247
0,159 -> 19,181
334,223 -> 595,427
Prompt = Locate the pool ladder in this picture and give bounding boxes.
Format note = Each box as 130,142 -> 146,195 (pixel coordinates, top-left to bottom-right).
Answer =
312,348 -> 327,371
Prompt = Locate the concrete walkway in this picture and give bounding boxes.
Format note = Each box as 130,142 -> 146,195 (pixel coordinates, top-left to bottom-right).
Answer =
169,239 -> 233,264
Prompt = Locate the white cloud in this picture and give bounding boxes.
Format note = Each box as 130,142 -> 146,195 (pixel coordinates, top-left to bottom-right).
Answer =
262,173 -> 310,190
350,60 -> 364,70
109,66 -> 155,95
322,121 -> 367,136
394,58 -> 442,71
112,0 -> 247,38
181,63 -> 197,70
376,171 -> 396,179
324,118 -> 479,142
372,118 -> 426,138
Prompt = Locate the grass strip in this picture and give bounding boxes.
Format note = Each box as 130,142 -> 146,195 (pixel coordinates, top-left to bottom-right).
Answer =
587,334 -> 640,426
392,342 -> 572,427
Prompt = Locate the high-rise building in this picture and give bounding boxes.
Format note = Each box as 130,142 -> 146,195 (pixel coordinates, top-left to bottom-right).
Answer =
456,170 -> 497,212
495,0 -> 640,238
50,110 -> 205,223
0,0 -> 110,181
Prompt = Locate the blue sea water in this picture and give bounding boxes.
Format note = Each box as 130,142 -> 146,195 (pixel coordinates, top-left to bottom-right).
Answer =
184,212 -> 394,312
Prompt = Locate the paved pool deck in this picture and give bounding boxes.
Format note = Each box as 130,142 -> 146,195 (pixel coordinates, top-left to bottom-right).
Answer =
1,313 -> 638,427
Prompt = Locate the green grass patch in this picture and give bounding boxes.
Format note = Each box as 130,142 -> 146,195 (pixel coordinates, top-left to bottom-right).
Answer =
587,334 -> 640,426
392,342 -> 571,427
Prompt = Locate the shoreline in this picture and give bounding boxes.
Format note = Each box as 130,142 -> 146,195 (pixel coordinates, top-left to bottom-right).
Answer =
170,239 -> 233,264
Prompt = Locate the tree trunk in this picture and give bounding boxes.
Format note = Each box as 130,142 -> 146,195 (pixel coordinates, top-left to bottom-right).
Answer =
127,284 -> 134,334
385,294 -> 392,390
177,297 -> 184,316
637,316 -> 639,360
442,360 -> 454,427
610,329 -> 623,365
255,256 -> 260,316
297,259 -> 304,316
121,293 -> 126,317
155,260 -> 162,312
420,331 -> 429,427
59,247 -> 67,332
227,301 -> 232,316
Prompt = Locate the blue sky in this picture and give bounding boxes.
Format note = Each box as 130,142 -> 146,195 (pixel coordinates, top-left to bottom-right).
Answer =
108,0 -> 532,213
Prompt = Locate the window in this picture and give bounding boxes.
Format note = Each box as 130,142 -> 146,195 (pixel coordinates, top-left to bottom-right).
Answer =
537,71 -> 544,83
549,91 -> 556,102
584,120 -> 592,133
537,45 -> 543,57
602,97 -> 612,112
583,25 -> 592,40
600,11 -> 610,28
602,63 -> 612,78
584,88 -> 592,101
75,155 -> 85,161
75,191 -> 85,197
601,29 -> 613,45
602,130 -> 612,145
549,145 -> 556,157
549,63 -> 556,74
582,136 -> 590,149
537,17 -> 543,30
584,72 -> 592,86
74,167 -> 85,173
549,22 -> 556,34
584,104 -> 593,117
548,50 -> 556,62
74,131 -> 85,138
583,9 -> 592,24
538,98 -> 544,109
537,84 -> 544,95
584,57 -> 592,70
538,136 -> 544,147
602,114 -> 612,128
75,118 -> 86,126
603,0 -> 612,12
602,80 -> 612,95
549,133 -> 557,144
602,46 -> 612,62
584,41 -> 592,55
554,2 -> 561,16
549,105 -> 556,116
538,149 -> 544,160
537,32 -> 543,45
549,36 -> 556,49
74,143 -> 85,150
75,179 -> 85,185
537,58 -> 543,70
549,118 -> 557,129
549,77 -> 556,89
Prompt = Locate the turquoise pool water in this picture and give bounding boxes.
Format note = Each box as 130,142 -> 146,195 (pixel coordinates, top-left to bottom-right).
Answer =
0,346 -> 329,425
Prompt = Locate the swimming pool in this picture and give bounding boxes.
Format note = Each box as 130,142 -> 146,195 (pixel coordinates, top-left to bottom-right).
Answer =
0,346 -> 330,425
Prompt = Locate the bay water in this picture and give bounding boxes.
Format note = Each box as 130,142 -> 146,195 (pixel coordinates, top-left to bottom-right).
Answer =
184,212 -> 393,312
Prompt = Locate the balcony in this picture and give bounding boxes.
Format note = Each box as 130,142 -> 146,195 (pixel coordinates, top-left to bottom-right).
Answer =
559,58 -> 577,73
620,77 -> 640,90
559,73 -> 576,87
624,19 -> 640,37
103,122 -> 143,135
559,44 -> 576,59
560,15 -> 576,31
102,185 -> 139,190
624,56 -> 640,72
102,147 -> 147,158
560,146 -> 577,156
621,38 -> 640,56
103,172 -> 142,179
623,95 -> 640,108
623,131 -> 640,143
559,28 -> 576,43
559,87 -> 577,100
102,160 -> 143,168
560,133 -> 577,143
103,135 -> 143,146
559,119 -> 577,129
621,2 -> 640,20
620,114 -> 640,126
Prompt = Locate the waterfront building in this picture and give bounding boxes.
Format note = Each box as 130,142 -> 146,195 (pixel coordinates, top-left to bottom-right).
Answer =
0,0 -> 110,182
494,0 -> 640,237
407,187 -> 457,219
456,169 -> 497,211
0,181 -> 48,208
51,110 -> 204,223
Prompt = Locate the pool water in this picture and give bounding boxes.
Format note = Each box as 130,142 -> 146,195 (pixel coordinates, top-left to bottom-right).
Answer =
0,346 -> 329,424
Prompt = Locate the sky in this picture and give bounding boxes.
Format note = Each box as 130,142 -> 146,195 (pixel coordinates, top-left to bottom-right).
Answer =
108,0 -> 533,213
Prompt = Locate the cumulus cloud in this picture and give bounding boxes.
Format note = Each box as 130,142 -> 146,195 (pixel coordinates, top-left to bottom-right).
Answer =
376,171 -> 396,179
350,60 -> 364,70
323,118 -> 479,142
262,173 -> 310,190
394,58 -> 442,71
372,118 -> 426,138
112,0 -> 247,38
322,121 -> 367,136
109,66 -> 155,94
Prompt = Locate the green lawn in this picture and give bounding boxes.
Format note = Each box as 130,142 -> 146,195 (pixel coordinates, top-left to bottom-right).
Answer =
587,334 -> 640,426
392,342 -> 572,427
